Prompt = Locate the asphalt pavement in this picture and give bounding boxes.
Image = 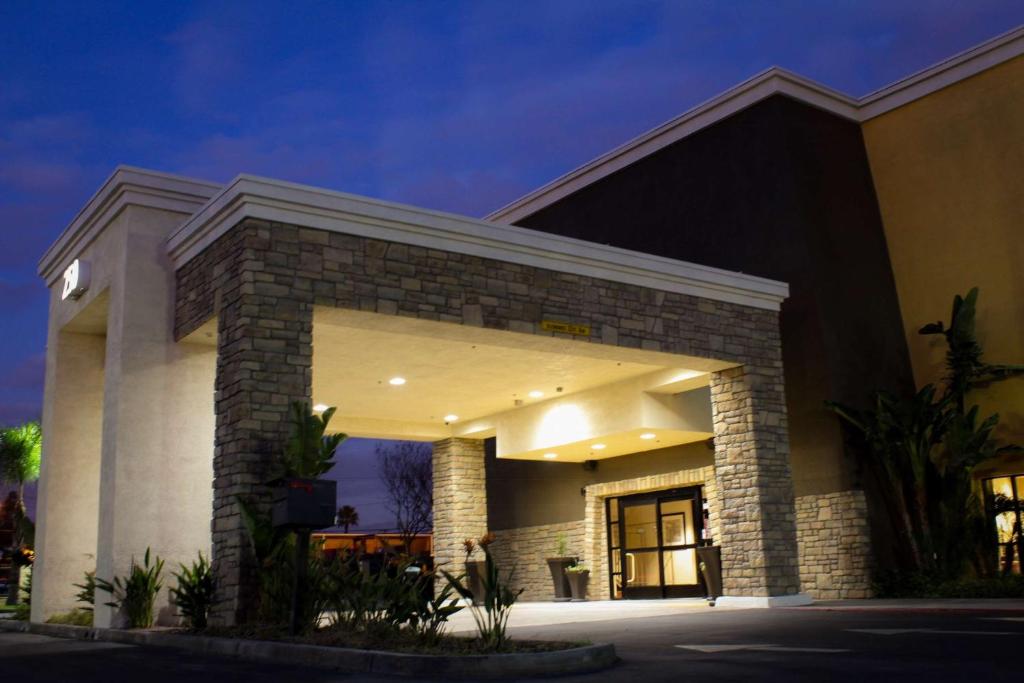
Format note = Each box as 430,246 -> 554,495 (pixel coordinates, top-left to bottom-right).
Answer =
1,606 -> 1021,682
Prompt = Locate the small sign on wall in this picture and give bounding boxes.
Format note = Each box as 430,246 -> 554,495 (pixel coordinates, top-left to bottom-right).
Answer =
540,319 -> 591,336
61,259 -> 90,301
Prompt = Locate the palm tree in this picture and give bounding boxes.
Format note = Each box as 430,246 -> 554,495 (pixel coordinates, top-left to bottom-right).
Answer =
0,421 -> 41,606
335,505 -> 359,533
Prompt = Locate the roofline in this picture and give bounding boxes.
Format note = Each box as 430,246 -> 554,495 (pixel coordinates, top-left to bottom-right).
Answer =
486,24 -> 1024,223
37,165 -> 220,286
168,173 -> 789,311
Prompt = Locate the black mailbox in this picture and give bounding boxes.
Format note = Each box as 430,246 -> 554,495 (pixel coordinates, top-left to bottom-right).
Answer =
271,478 -> 337,529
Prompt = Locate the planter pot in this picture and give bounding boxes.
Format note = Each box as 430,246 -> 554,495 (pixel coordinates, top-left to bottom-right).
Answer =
697,545 -> 722,602
567,571 -> 590,601
545,557 -> 576,602
464,560 -> 486,605
270,478 -> 337,529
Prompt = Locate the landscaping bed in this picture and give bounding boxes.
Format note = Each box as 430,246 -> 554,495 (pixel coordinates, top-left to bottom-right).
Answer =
0,620 -> 618,679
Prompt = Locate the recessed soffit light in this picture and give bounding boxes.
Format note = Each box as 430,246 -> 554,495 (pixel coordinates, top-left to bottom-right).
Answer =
591,443 -> 606,450
543,452 -> 558,459
444,414 -> 459,422
313,403 -> 329,412
389,377 -> 406,386
640,433 -> 657,440
528,390 -> 544,398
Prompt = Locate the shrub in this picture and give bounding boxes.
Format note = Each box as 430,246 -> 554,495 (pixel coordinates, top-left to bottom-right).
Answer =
95,548 -> 164,629
170,553 -> 216,629
874,570 -> 1024,598
442,535 -> 523,652
46,609 -> 93,626
74,570 -> 95,612
407,571 -> 463,644
12,571 -> 31,621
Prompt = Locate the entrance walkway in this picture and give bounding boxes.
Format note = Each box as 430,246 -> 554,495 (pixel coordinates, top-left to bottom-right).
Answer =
448,598 -> 724,633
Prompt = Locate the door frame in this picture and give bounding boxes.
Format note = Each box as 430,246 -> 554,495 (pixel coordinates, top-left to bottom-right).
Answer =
607,486 -> 706,599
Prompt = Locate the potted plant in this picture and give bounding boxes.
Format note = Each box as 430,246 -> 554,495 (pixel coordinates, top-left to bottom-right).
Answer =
545,532 -> 576,602
565,561 -> 590,601
462,536 -> 490,605
697,542 -> 722,605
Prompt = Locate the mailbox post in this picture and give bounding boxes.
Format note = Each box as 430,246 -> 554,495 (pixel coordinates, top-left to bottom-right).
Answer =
270,477 -> 337,635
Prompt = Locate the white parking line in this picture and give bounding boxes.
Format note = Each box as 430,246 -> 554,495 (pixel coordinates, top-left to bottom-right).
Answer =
675,644 -> 851,653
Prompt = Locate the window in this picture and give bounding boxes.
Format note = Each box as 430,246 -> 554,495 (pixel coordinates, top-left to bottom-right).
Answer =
985,475 -> 1023,575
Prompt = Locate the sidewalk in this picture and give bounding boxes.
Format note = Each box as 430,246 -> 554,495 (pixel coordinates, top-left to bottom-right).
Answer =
447,598 -> 728,634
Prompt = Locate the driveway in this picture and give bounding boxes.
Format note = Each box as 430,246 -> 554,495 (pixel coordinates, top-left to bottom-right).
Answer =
2,602 -> 1022,681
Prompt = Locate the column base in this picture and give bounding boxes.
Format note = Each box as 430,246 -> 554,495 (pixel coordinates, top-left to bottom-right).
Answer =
715,593 -> 813,608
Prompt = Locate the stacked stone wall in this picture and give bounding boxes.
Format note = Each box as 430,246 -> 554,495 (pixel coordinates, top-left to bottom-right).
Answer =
795,490 -> 873,599
710,365 -> 800,597
488,521 -> 586,601
432,438 -> 488,574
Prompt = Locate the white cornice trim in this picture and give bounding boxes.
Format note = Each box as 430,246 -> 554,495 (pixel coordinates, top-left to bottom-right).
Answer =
167,175 -> 789,311
37,166 -> 220,286
858,24 -> 1024,118
486,25 -> 1024,223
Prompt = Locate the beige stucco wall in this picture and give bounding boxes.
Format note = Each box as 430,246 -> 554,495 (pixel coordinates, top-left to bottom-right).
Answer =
863,55 -> 1024,476
34,204 -> 216,625
32,327 -> 105,619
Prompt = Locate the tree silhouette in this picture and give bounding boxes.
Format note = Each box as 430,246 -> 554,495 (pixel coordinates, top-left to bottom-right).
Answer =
335,504 -> 360,533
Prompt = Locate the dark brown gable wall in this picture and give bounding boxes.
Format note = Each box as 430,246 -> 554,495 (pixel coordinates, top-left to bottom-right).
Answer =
515,94 -> 915,499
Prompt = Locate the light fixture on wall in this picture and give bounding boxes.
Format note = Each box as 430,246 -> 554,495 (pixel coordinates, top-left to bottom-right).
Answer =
640,432 -> 657,440
313,403 -> 329,412
389,377 -> 406,386
543,452 -> 558,459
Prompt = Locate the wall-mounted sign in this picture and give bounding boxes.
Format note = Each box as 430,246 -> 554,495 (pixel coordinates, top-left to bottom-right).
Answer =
540,319 -> 591,336
61,259 -> 91,301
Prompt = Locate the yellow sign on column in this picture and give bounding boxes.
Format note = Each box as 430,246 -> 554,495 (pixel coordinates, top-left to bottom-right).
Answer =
540,320 -> 591,336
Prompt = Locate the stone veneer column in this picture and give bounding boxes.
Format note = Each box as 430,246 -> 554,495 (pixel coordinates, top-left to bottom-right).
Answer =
432,438 -> 488,573
710,365 -> 801,597
210,282 -> 313,625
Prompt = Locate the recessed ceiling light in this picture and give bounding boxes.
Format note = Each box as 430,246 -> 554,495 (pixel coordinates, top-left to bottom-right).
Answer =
389,377 -> 406,386
591,443 -> 606,450
313,403 -> 329,413
543,452 -> 558,459
640,432 -> 657,440
528,390 -> 544,398
444,414 -> 459,422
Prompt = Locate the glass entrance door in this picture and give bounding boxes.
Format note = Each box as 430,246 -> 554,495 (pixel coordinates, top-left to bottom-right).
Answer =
607,486 -> 705,599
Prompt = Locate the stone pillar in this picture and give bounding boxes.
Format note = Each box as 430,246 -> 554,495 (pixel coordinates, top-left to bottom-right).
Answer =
432,438 -> 488,573
709,364 -> 803,601
209,285 -> 313,625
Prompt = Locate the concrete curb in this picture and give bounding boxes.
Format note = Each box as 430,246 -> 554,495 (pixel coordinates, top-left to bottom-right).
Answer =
0,620 -> 618,678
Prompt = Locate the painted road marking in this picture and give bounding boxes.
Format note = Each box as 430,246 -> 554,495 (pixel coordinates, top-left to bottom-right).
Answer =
983,617 -> 1024,622
848,628 -> 1020,636
675,644 -> 851,653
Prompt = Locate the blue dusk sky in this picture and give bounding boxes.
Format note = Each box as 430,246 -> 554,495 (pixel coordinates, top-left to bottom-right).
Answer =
2,1 -> 1023,527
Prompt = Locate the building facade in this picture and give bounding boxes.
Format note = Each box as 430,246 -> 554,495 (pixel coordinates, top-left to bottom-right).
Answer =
488,26 -> 1024,593
29,28 -> 1024,625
